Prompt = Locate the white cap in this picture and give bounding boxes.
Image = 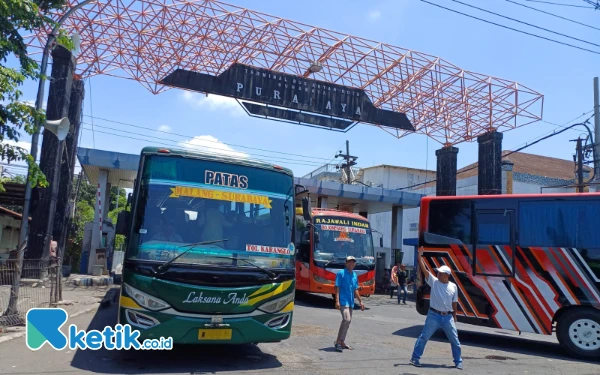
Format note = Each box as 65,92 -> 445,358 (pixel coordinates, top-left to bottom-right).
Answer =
435,265 -> 452,275
346,256 -> 356,262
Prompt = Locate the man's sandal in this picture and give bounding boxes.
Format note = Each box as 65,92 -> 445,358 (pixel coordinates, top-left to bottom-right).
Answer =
342,344 -> 354,350
334,342 -> 343,352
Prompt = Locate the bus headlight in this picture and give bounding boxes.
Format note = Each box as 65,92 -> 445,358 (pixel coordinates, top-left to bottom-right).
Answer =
258,293 -> 294,314
313,274 -> 334,284
124,283 -> 170,311
363,279 -> 375,286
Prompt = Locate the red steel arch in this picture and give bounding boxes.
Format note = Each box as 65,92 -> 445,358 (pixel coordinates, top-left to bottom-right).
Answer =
24,0 -> 544,146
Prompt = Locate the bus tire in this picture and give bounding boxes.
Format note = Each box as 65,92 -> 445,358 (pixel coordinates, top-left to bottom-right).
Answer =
556,308 -> 600,360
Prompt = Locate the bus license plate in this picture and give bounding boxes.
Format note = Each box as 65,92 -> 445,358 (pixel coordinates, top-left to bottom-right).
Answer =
198,329 -> 232,340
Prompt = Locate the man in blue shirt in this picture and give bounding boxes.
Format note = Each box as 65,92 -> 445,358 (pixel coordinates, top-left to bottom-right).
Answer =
334,256 -> 364,352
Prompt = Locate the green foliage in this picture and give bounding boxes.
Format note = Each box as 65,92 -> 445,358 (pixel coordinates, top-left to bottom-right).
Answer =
0,0 -> 74,192
64,177 -> 130,268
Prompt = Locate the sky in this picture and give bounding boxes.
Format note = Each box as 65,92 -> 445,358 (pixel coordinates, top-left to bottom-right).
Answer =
4,0 -> 599,189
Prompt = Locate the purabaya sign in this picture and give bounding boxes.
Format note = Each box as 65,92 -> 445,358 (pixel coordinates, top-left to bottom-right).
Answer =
159,63 -> 414,131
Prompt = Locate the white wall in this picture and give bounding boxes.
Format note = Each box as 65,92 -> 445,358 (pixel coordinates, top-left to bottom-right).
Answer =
362,166 -> 433,189
368,210 -> 392,268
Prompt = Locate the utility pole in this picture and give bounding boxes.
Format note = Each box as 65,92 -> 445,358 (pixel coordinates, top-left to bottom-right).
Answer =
335,140 -> 358,184
572,137 -> 585,193
593,77 -> 600,192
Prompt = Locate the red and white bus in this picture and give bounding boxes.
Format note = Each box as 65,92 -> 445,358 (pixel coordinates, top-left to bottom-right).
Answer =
416,193 -> 600,360
295,202 -> 376,299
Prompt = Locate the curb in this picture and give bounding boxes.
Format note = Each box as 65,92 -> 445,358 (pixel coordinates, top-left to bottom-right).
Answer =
0,304 -> 100,345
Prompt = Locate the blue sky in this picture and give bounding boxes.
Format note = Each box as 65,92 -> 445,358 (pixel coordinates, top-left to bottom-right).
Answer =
6,0 -> 599,187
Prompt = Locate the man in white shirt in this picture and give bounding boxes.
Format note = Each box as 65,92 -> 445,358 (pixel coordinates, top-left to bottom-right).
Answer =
410,256 -> 463,369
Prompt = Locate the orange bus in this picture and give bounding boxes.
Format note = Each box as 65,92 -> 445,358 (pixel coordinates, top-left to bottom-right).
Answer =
295,199 -> 377,299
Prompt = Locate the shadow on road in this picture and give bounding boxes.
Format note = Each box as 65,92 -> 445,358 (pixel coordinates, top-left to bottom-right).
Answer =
70,303 -> 282,374
294,291 -> 392,311
393,325 -> 599,364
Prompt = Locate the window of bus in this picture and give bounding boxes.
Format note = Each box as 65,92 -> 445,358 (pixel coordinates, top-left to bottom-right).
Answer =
126,154 -> 295,269
519,200 -> 600,279
312,220 -> 375,266
426,200 -> 473,244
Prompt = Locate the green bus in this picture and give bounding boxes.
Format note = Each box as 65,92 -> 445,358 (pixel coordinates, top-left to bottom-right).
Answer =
116,147 -> 297,344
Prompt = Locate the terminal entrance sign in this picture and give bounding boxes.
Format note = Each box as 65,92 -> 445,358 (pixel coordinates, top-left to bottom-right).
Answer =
160,63 -> 414,132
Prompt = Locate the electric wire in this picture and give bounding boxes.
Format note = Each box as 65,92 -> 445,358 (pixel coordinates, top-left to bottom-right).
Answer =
394,114 -> 596,191
522,0 -> 594,8
82,115 -> 334,162
450,0 -> 600,48
505,0 -> 600,31
79,121 -> 333,167
418,0 -> 600,55
80,126 -> 329,168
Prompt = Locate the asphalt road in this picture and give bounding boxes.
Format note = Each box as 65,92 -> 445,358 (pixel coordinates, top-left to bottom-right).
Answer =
0,291 -> 598,375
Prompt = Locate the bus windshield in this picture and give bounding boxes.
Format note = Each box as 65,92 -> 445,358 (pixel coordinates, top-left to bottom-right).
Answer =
313,216 -> 374,266
126,155 -> 295,270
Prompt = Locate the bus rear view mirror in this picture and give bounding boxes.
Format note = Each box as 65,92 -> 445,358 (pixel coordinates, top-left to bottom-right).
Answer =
116,211 -> 130,236
301,197 -> 312,221
423,232 -> 464,246
379,237 -> 383,248
314,231 -> 320,244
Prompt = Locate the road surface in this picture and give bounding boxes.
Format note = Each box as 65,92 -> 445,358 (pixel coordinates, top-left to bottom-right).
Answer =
0,292 -> 598,374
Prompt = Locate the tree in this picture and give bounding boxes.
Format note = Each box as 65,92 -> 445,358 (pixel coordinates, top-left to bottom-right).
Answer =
0,0 -> 74,191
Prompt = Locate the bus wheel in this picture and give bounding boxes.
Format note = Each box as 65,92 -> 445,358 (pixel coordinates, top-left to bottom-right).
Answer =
556,308 -> 600,360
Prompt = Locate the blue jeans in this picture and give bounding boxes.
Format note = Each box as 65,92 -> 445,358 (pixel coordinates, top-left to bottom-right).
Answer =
411,310 -> 462,365
398,284 -> 407,303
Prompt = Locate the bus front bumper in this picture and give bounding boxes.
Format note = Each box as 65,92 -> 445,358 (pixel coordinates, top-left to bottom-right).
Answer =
119,307 -> 293,345
313,282 -> 375,296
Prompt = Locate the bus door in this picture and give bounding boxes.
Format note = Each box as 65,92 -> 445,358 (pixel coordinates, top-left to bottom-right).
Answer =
296,227 -> 311,291
473,209 -> 516,278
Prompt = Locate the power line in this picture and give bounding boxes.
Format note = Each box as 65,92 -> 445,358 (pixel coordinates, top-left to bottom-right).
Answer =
82,115 -> 334,162
79,122 -> 330,166
395,114 -> 595,191
449,0 -> 600,48
418,0 -> 600,55
80,127 -> 327,168
523,0 -> 594,8
505,0 -> 600,31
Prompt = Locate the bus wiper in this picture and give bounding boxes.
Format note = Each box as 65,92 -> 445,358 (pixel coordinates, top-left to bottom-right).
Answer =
324,257 -> 347,268
212,255 -> 277,280
155,239 -> 228,273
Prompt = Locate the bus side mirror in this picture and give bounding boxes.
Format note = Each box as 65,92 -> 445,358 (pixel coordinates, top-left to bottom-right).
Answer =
301,230 -> 310,245
301,197 -> 312,221
379,237 -> 383,247
314,231 -> 320,244
116,211 -> 130,236
127,193 -> 132,207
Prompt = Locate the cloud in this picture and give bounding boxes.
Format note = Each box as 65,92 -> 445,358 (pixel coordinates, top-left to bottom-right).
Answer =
0,139 -> 36,170
179,135 -> 249,159
158,125 -> 171,132
368,10 -> 382,21
181,91 -> 244,116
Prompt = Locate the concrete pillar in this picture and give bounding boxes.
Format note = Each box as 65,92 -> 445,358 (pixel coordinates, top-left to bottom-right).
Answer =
435,146 -> 459,196
89,169 -> 108,274
502,160 -> 514,194
103,183 -> 112,221
318,196 -> 328,208
54,79 -> 84,261
391,206 -> 403,265
26,45 -> 75,261
478,131 -> 503,195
